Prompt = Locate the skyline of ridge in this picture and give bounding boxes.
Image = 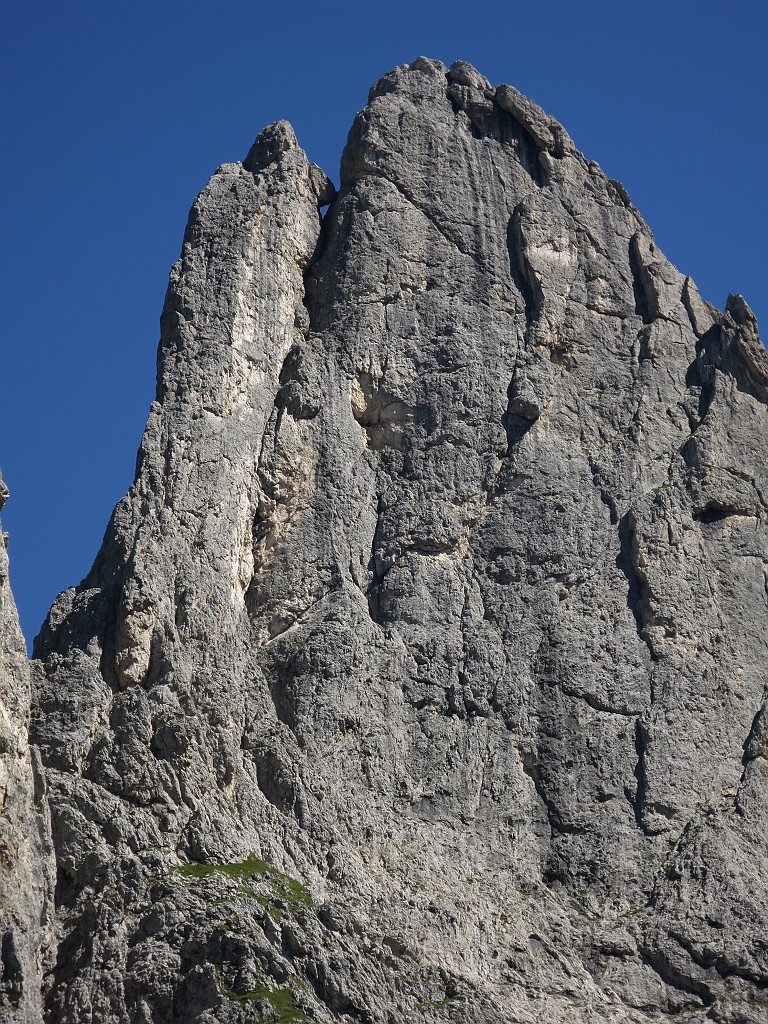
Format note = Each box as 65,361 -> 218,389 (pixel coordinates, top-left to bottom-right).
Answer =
2,2 -> 765,645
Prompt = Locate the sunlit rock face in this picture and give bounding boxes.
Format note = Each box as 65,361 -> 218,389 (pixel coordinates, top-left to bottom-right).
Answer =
15,57 -> 768,1022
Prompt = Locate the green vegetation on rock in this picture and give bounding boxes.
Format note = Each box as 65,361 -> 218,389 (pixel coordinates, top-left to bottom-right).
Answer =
217,974 -> 309,1022
170,854 -> 312,918
415,995 -> 455,1014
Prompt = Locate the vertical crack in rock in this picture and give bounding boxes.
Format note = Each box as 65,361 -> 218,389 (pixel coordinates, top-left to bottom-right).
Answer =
617,511 -> 656,659
507,211 -> 538,330
629,231 -> 654,324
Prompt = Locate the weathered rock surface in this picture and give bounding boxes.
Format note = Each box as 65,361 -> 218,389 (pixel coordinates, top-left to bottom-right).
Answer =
0,473 -> 53,1022
5,57 -> 768,1022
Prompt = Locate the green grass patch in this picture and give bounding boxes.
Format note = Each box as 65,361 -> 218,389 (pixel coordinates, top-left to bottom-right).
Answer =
569,900 -> 598,921
217,976 -> 309,1021
416,995 -> 455,1013
620,904 -> 647,917
170,854 -> 312,914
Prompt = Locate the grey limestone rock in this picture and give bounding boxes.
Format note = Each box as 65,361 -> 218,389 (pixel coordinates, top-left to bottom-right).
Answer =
5,56 -> 768,1022
0,474 -> 54,1022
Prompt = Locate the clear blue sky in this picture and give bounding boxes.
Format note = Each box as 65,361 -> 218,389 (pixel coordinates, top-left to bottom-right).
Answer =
2,0 -> 766,647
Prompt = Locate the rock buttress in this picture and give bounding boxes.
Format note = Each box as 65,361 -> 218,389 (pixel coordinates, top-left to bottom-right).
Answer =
0,472 -> 54,1023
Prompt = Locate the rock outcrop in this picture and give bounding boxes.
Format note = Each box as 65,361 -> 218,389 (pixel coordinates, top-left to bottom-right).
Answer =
3,57 -> 768,1022
0,472 -> 53,1022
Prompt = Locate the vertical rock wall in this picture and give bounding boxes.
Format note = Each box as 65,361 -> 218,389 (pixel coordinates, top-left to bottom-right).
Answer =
0,473 -> 53,1022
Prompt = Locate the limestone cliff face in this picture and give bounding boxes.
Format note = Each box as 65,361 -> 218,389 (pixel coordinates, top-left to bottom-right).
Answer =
10,57 -> 768,1022
0,473 -> 53,1022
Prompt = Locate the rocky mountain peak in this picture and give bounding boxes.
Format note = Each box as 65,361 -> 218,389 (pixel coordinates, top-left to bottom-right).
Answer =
1,57 -> 766,1023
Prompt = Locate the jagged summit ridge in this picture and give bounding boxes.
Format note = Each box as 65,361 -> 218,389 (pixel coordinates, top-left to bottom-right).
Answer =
1,57 -> 766,1023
